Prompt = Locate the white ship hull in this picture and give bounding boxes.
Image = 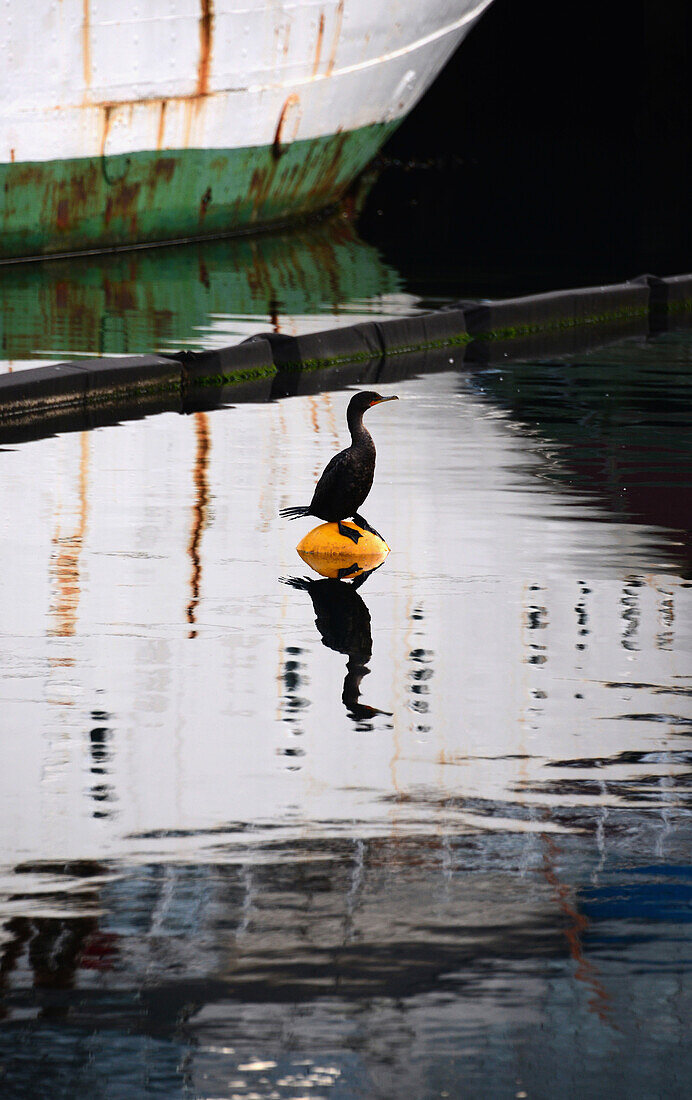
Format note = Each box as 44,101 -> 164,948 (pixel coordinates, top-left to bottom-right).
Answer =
0,0 -> 494,257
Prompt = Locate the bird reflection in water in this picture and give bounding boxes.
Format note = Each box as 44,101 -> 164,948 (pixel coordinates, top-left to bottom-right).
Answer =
283,565 -> 392,730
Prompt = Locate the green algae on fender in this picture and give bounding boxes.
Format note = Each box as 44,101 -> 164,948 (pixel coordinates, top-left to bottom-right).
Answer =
272,332 -> 472,373
476,306 -> 650,341
192,364 -> 279,388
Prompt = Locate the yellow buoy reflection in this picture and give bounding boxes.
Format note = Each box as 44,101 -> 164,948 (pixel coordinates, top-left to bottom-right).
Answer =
296,522 -> 389,580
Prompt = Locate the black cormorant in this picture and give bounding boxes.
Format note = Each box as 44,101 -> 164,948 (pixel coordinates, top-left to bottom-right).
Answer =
279,390 -> 398,544
283,567 -> 392,727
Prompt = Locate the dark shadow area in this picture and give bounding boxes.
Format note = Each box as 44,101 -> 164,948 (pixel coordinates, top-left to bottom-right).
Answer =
360,0 -> 691,298
467,330 -> 692,575
0,821 -> 690,1097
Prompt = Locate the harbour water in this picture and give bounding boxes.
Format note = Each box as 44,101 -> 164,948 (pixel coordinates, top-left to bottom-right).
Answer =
0,223 -> 690,1098
0,218 -> 414,375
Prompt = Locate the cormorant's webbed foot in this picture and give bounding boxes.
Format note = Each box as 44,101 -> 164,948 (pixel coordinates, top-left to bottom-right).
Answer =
338,520 -> 362,544
352,513 -> 384,541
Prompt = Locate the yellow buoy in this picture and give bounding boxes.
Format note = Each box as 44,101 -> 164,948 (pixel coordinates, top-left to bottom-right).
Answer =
296,522 -> 389,580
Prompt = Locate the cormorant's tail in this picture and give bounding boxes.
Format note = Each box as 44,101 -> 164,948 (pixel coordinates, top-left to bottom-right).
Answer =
279,506 -> 311,520
280,576 -> 312,591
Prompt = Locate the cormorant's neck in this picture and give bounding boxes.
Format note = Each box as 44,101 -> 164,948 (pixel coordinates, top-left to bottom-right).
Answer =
347,408 -> 373,446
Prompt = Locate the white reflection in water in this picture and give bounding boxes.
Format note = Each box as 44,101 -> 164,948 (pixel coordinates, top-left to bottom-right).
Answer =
0,372 -> 688,867
0,362 -> 689,1096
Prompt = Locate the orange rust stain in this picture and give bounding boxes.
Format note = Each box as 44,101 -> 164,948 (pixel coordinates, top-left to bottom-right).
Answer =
99,105 -> 113,158
9,164 -> 43,187
102,277 -> 137,312
245,238 -> 270,298
69,176 -> 88,206
262,129 -> 347,214
151,156 -> 176,185
9,149 -> 15,163
312,12 -> 325,77
273,93 -> 300,161
150,309 -> 175,344
51,273 -> 101,349
183,99 -> 195,148
199,186 -> 212,221
55,281 -> 70,310
104,180 -> 141,233
303,129 -> 348,204
82,0 -> 92,88
66,165 -> 98,208
326,0 -> 344,77
49,433 -> 90,639
187,413 -> 211,638
51,164 -> 100,236
196,0 -> 214,97
56,199 -> 70,231
308,396 -> 320,436
156,99 -> 167,149
93,92 -> 220,113
249,165 -> 273,221
85,90 -> 220,154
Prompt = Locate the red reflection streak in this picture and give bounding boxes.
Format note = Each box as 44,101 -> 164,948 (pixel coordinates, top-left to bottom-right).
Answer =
49,432 -> 89,640
187,412 -> 211,638
78,931 -> 119,971
541,832 -> 616,1028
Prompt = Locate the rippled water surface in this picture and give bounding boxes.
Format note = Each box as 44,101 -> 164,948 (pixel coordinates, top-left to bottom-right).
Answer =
0,246 -> 690,1096
0,218 -> 416,374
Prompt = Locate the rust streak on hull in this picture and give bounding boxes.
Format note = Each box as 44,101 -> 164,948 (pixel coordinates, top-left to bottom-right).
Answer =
197,0 -> 215,97
312,12 -> 325,78
273,93 -> 300,161
104,181 -> 141,233
156,99 -> 167,150
326,0 -> 344,77
199,186 -> 212,221
99,105 -> 113,159
82,0 -> 92,89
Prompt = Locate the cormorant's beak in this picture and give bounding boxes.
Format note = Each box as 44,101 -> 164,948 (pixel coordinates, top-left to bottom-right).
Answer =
372,395 -> 398,405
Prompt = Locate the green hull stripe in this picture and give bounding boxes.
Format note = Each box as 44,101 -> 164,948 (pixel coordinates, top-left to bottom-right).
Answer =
0,122 -> 397,259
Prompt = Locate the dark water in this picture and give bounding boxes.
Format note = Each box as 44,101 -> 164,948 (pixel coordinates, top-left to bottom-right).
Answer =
367,0 -> 692,299
0,224 -> 690,1097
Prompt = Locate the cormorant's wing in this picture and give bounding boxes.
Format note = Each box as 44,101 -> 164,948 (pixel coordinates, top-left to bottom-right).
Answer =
310,446 -> 351,510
